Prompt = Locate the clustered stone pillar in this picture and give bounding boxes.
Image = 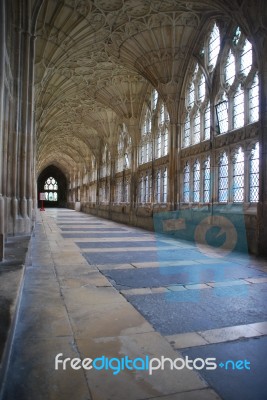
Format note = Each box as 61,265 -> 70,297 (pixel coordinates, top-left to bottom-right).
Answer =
0,0 -> 5,260
0,1 -> 36,260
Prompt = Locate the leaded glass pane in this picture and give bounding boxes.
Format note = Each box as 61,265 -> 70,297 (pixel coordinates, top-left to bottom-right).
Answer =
218,152 -> 228,202
140,177 -> 144,203
157,134 -> 161,158
198,74 -> 206,101
249,142 -> 259,202
233,148 -> 244,202
233,85 -> 244,129
193,111 -> 200,144
203,157 -> 211,202
204,103 -> 210,140
149,174 -> 152,201
183,114 -> 190,147
188,82 -> 195,108
146,142 -> 149,162
156,171 -> 161,202
216,99 -> 228,134
225,50 -> 235,86
193,160 -> 200,202
249,74 -> 259,123
145,175 -> 149,203
240,39 -> 252,76
163,169 -> 168,203
152,89 -> 158,110
183,163 -> 190,202
208,23 -> 220,69
160,104 -> 165,124
163,129 -> 168,156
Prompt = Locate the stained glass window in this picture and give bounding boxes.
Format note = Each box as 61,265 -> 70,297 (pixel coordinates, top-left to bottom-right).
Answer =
249,142 -> 259,202
233,147 -> 244,202
193,160 -> 200,202
183,162 -> 190,202
43,177 -> 58,202
218,152 -> 228,202
203,156 -> 211,202
249,74 -> 259,123
233,85 -> 244,129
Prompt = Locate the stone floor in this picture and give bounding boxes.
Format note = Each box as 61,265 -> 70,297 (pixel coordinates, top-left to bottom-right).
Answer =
1,208 -> 267,400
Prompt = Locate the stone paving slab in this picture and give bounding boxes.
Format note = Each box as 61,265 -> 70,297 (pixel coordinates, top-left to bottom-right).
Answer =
182,336 -> 267,400
3,208 -> 267,400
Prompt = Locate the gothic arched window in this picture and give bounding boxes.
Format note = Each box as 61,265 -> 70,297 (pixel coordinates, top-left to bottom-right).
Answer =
44,177 -> 58,201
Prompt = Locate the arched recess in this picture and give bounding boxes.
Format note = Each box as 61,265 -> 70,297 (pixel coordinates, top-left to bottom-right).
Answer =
37,165 -> 68,208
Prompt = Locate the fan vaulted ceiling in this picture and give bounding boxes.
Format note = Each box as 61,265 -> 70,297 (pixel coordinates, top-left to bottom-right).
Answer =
34,0 -> 261,177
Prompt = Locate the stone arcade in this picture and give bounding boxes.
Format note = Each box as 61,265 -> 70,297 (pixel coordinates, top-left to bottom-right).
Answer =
0,0 -> 267,259
1,2 -> 267,399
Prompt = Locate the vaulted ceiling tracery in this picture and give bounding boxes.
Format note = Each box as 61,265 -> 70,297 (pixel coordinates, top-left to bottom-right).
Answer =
34,0 -> 258,176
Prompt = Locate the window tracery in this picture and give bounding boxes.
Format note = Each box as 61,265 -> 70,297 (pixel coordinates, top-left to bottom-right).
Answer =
44,177 -> 58,201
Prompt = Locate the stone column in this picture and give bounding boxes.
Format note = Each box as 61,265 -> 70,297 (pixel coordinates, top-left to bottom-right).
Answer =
0,0 -> 6,259
26,34 -> 36,222
19,25 -> 31,225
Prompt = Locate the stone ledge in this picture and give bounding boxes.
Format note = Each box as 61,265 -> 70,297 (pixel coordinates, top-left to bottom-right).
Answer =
0,235 -> 31,390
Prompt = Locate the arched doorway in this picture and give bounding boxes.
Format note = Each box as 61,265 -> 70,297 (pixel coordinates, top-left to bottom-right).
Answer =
38,166 -> 67,208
